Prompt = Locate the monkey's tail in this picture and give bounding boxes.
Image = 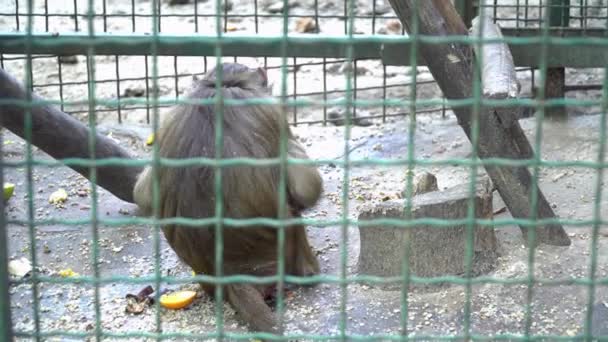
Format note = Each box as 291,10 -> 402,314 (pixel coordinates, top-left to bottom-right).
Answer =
226,284 -> 279,339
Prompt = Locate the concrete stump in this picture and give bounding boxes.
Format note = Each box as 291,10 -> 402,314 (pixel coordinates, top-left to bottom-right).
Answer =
357,178 -> 499,281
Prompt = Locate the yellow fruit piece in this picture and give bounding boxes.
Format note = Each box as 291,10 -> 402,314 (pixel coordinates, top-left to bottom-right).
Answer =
4,183 -> 15,201
58,268 -> 79,277
159,290 -> 197,310
146,133 -> 155,146
49,188 -> 68,204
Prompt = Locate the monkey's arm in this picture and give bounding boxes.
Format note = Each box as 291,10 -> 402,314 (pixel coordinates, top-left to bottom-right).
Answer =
287,139 -> 323,210
133,167 -> 153,216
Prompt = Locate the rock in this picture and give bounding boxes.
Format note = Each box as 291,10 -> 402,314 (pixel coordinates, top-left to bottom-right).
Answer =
385,19 -> 402,34
327,61 -> 369,76
59,55 -> 78,64
327,108 -> 373,127
8,257 -> 32,278
264,0 -> 297,13
364,2 -> 391,15
221,0 -> 233,11
295,17 -> 318,33
358,177 -> 498,284
591,302 -> 608,337
377,27 -> 388,35
408,172 -> 439,197
327,109 -> 345,126
123,87 -> 145,98
355,117 -> 373,127
167,0 -> 191,5
339,61 -> 369,76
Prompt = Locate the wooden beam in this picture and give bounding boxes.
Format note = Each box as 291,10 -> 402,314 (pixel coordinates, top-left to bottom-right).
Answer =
0,30 -> 607,68
470,9 -> 534,159
471,12 -> 520,128
387,0 -> 570,246
545,0 -> 571,119
0,68 -> 142,203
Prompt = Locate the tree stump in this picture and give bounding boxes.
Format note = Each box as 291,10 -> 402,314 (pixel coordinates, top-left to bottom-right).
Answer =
358,178 -> 498,283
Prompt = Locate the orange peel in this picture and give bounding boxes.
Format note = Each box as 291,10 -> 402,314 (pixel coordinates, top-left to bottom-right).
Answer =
159,290 -> 197,310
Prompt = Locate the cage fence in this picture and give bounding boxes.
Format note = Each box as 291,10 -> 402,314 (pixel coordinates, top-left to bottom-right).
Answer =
1,0 -> 606,126
0,0 -> 607,341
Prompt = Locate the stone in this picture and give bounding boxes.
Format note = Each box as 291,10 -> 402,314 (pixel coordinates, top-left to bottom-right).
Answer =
123,87 -> 145,98
168,0 -> 190,5
264,0 -> 297,13
385,19 -> 402,34
327,109 -> 373,127
295,17 -> 318,33
358,177 -> 498,282
59,55 -> 78,64
591,302 -> 608,337
221,0 -> 233,12
402,171 -> 438,197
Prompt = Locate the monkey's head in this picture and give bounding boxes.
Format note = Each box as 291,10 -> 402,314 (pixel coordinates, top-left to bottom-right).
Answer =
201,62 -> 271,94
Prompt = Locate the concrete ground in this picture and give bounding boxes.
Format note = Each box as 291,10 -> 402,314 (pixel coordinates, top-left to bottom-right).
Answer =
4,110 -> 608,341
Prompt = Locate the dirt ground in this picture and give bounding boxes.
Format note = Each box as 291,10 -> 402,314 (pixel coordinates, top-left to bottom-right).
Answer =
2,0 -> 608,341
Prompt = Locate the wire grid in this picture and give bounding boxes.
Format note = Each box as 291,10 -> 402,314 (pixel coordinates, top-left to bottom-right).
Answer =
480,0 -> 608,29
0,0 -> 607,340
4,0 -> 608,31
1,0 -> 606,125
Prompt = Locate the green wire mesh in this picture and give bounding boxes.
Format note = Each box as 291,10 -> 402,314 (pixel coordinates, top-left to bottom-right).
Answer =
1,0 -> 607,340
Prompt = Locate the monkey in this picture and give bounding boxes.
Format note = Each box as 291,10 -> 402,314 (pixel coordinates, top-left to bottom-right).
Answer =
133,62 -> 323,335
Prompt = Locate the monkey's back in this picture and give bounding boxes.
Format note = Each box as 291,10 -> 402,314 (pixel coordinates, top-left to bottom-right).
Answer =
156,86 -> 291,276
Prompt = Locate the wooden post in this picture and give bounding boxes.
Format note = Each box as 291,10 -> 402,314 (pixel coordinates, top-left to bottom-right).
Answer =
454,0 -> 475,28
545,0 -> 570,119
386,0 -> 570,246
0,68 -> 142,203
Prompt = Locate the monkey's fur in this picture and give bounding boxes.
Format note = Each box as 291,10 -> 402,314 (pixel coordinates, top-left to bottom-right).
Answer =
133,63 -> 323,334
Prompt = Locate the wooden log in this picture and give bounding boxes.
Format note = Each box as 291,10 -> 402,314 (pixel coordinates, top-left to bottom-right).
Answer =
470,12 -> 520,127
387,0 -> 570,246
470,11 -> 534,159
544,67 -> 567,119
0,68 -> 141,203
545,0 -> 570,119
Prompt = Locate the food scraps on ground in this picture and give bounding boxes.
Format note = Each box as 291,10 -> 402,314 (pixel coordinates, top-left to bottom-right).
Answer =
125,285 -> 155,314
58,268 -> 79,277
49,188 -> 68,204
4,182 -> 15,200
146,133 -> 155,146
159,290 -> 197,310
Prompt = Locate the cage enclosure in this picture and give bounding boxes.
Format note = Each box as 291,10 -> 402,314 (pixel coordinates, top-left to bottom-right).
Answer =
1,0 -> 607,340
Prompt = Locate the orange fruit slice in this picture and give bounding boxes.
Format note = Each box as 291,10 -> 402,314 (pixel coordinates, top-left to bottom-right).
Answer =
159,290 -> 197,310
